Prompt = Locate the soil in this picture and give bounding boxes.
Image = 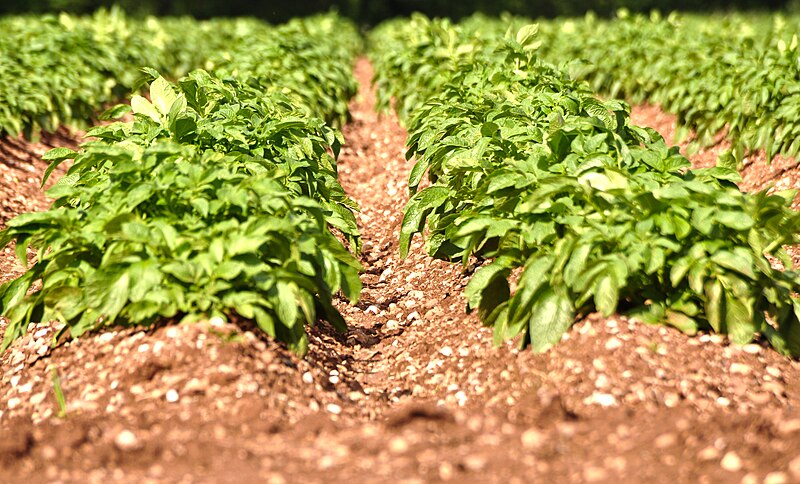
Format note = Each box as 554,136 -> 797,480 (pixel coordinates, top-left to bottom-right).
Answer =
1,61 -> 800,483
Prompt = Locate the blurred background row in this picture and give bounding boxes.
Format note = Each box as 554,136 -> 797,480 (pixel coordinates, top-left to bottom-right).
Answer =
0,0 -> 795,23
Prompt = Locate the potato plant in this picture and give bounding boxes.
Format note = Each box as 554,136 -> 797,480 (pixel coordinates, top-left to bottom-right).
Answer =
370,17 -> 800,356
534,12 -> 800,164
0,14 -> 362,355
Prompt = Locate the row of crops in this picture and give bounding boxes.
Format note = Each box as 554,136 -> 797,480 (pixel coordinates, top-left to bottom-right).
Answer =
535,12 -> 800,164
396,12 -> 800,165
2,10 -> 800,358
368,16 -> 800,355
0,9 -> 358,139
0,13 -> 362,355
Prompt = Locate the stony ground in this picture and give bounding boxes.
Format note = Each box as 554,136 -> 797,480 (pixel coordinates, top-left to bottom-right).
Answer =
1,61 -> 800,483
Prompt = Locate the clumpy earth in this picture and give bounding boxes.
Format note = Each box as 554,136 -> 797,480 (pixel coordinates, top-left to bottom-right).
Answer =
1,60 -> 799,483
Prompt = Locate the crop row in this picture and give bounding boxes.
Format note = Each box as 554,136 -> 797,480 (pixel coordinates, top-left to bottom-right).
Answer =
533,12 -> 800,164
369,16 -> 800,355
0,9 -> 359,139
0,14 -> 362,355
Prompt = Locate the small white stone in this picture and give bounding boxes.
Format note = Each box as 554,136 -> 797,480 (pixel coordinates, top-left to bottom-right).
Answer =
521,428 -> 545,449
10,352 -> 25,366
165,389 -> 180,403
741,344 -> 761,354
698,446 -> 721,461
326,403 -> 342,415
789,455 -> 800,479
439,346 -> 453,357
779,419 -> 800,435
595,374 -> 610,390
302,372 -> 314,384
654,433 -> 677,449
388,437 -> 408,454
114,430 -> 141,451
605,337 -> 623,351
584,392 -> 617,407
764,471 -> 789,484
720,451 -> 743,472
729,363 -> 752,375
209,316 -> 225,327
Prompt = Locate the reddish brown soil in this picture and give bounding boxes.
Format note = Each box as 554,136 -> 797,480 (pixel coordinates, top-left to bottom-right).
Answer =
1,62 -> 800,483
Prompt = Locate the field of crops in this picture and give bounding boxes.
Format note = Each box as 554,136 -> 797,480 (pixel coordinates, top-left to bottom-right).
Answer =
1,9 -> 800,483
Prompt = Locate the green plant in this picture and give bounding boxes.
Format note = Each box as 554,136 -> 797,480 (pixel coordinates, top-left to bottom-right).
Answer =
0,15 -> 363,356
535,12 -> 800,163
51,368 -> 67,418
371,17 -> 800,356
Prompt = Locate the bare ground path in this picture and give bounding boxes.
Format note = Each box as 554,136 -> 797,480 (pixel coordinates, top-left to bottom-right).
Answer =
1,60 -> 800,483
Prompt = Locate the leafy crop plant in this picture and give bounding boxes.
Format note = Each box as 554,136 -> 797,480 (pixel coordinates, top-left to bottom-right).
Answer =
371,17 -> 800,356
0,14 -> 363,356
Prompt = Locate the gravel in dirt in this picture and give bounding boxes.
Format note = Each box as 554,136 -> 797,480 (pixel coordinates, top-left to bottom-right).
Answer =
1,62 -> 799,483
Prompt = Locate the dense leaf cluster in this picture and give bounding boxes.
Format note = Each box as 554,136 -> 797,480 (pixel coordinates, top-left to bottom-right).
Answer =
0,14 -> 362,355
370,16 -> 800,355
0,9 -> 193,136
207,14 -> 361,127
0,8 -> 350,138
534,12 -> 800,163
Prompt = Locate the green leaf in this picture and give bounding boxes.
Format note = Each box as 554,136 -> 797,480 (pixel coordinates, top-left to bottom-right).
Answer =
99,104 -> 132,121
275,282 -> 298,327
711,250 -> 755,280
515,24 -> 539,47
594,274 -> 618,316
715,211 -> 754,231
468,267 -> 511,326
704,279 -> 724,333
41,148 -> 77,187
665,309 -> 698,335
508,255 -> 555,324
399,186 -> 449,258
563,243 -> 592,287
131,95 -> 162,123
528,285 -> 575,353
150,76 -> 178,116
725,292 -> 755,345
